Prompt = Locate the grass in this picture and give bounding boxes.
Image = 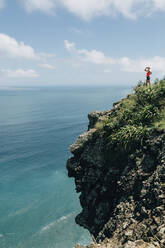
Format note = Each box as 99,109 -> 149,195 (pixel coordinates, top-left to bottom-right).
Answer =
108,125 -> 150,152
153,109 -> 165,130
160,183 -> 165,189
95,79 -> 165,155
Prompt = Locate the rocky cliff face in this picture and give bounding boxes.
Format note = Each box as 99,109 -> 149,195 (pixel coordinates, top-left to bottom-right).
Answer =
66,83 -> 165,248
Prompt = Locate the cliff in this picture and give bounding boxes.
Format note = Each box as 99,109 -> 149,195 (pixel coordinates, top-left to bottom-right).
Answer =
66,81 -> 165,248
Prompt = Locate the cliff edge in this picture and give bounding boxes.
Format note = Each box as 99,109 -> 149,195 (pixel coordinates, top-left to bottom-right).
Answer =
67,81 -> 165,248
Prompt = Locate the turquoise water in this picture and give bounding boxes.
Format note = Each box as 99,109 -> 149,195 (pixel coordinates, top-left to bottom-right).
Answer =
0,86 -> 131,248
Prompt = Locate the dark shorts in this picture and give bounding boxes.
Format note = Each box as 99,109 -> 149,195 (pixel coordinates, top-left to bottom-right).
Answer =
147,76 -> 150,80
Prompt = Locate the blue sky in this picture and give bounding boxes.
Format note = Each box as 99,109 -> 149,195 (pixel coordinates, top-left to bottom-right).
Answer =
1,0 -> 165,86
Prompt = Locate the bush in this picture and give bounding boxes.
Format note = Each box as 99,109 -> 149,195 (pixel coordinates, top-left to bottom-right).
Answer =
95,79 -> 165,156
133,105 -> 160,126
107,125 -> 150,153
134,80 -> 165,107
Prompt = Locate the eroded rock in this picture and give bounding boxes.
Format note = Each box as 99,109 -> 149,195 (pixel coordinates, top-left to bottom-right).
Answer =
67,109 -> 165,248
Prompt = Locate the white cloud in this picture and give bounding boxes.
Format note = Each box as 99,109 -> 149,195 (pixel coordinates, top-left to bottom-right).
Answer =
39,63 -> 56,69
65,40 -> 114,64
120,56 -> 165,73
0,33 -> 56,61
61,0 -> 165,19
64,40 -> 76,52
78,49 -> 115,64
153,0 -> 165,9
61,0 -> 112,20
65,40 -> 165,73
21,0 -> 56,14
59,0 -> 165,20
61,0 -> 151,20
0,33 -> 38,59
0,69 -> 39,78
20,0 -> 165,20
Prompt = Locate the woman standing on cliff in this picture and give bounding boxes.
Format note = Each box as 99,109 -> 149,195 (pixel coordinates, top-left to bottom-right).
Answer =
144,67 -> 152,86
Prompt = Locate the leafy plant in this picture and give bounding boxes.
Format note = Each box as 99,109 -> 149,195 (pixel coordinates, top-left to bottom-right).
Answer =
107,125 -> 150,152
94,79 -> 165,157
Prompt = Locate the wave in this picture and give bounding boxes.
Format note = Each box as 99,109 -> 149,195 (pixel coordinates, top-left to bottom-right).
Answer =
7,200 -> 40,219
40,212 -> 75,233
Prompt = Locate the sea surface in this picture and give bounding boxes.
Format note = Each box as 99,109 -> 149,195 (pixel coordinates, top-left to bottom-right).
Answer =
0,86 -> 132,248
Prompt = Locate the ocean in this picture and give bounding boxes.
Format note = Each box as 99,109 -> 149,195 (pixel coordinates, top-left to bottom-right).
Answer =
0,86 -> 132,248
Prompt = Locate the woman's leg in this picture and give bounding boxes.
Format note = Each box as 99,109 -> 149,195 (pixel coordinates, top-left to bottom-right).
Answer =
146,80 -> 150,86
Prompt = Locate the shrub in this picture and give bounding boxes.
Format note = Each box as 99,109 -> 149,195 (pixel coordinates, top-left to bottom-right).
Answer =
107,125 -> 151,153
133,105 -> 160,126
94,79 -> 165,157
134,80 -> 165,107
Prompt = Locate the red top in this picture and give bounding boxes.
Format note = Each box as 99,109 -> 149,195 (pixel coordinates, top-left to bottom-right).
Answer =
147,71 -> 150,77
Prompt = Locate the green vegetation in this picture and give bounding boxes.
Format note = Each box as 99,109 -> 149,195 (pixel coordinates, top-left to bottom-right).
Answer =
160,183 -> 165,189
96,79 -> 165,154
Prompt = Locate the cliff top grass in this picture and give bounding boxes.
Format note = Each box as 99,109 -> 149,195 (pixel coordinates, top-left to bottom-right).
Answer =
96,79 -> 165,153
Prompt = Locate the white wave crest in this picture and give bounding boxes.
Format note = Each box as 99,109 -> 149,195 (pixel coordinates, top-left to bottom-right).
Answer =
40,212 -> 74,233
